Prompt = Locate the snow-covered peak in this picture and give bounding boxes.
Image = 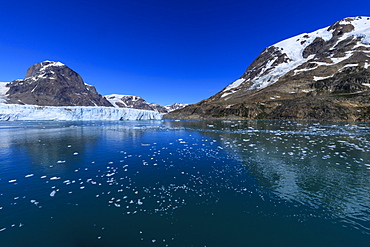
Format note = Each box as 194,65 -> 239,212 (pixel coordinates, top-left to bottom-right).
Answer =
274,27 -> 333,62
164,103 -> 189,112
38,61 -> 65,72
274,16 -> 370,60
41,60 -> 65,67
340,17 -> 370,44
338,16 -> 370,31
221,16 -> 370,93
105,94 -> 143,107
105,94 -> 187,113
23,61 -> 67,80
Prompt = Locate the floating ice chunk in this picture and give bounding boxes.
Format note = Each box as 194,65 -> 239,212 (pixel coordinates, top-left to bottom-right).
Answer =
25,174 -> 34,178
73,152 -> 78,155
8,180 -> 17,183
0,228 -> 6,232
57,160 -> 66,164
50,190 -> 57,197
50,177 -> 60,180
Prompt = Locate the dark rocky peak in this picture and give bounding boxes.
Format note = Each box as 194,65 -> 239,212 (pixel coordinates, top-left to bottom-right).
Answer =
6,61 -> 112,107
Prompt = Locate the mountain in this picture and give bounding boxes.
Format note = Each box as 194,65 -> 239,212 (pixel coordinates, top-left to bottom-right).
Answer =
164,103 -> 189,112
105,94 -> 168,113
165,16 -> 370,121
5,61 -> 112,107
105,94 -> 188,113
1,61 -> 187,114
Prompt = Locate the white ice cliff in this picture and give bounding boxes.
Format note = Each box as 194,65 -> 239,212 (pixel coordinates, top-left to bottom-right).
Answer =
0,104 -> 162,121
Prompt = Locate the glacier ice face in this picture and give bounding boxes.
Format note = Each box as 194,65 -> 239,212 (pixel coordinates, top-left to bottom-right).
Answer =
0,104 -> 163,121
0,82 -> 9,103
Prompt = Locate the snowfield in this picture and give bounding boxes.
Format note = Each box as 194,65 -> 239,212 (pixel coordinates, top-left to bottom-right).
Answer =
0,104 -> 162,121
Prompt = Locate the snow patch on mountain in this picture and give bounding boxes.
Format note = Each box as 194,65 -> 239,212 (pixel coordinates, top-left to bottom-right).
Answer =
104,94 -> 166,112
246,25 -> 333,90
224,78 -> 245,91
0,103 -> 162,121
105,94 -> 131,107
230,16 -> 370,91
105,94 -> 187,113
39,61 -> 65,70
339,17 -> 370,44
164,103 -> 189,112
221,78 -> 245,97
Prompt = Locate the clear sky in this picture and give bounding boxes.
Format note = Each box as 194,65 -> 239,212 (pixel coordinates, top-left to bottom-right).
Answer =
0,0 -> 368,105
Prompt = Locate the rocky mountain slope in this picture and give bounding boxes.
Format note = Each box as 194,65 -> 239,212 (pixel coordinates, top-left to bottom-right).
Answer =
165,16 -> 370,121
5,61 -> 112,106
105,94 -> 187,113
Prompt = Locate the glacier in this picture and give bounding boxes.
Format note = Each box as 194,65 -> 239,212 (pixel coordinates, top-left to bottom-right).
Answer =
0,103 -> 163,121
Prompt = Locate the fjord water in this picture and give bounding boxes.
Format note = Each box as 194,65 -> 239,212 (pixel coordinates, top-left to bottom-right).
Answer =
1,120 -> 370,246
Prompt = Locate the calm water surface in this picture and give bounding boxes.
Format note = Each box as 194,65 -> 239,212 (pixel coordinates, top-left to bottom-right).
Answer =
1,120 -> 370,246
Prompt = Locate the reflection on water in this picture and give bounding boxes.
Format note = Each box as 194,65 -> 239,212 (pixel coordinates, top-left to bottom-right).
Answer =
165,120 -> 370,233
0,120 -> 370,246
212,121 -> 370,233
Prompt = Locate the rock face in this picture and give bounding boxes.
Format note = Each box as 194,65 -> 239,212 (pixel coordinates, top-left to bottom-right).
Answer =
6,61 -> 112,107
105,94 -> 188,113
165,16 -> 370,121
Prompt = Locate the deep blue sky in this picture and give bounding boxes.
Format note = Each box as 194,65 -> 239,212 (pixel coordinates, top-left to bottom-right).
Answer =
0,0 -> 368,105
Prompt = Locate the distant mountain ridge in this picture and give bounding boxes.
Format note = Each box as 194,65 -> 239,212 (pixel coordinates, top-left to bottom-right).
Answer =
165,16 -> 370,121
105,94 -> 188,113
1,61 -> 186,113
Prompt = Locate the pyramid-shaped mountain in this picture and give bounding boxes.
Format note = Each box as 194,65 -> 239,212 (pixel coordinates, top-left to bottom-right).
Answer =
5,61 -> 112,107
